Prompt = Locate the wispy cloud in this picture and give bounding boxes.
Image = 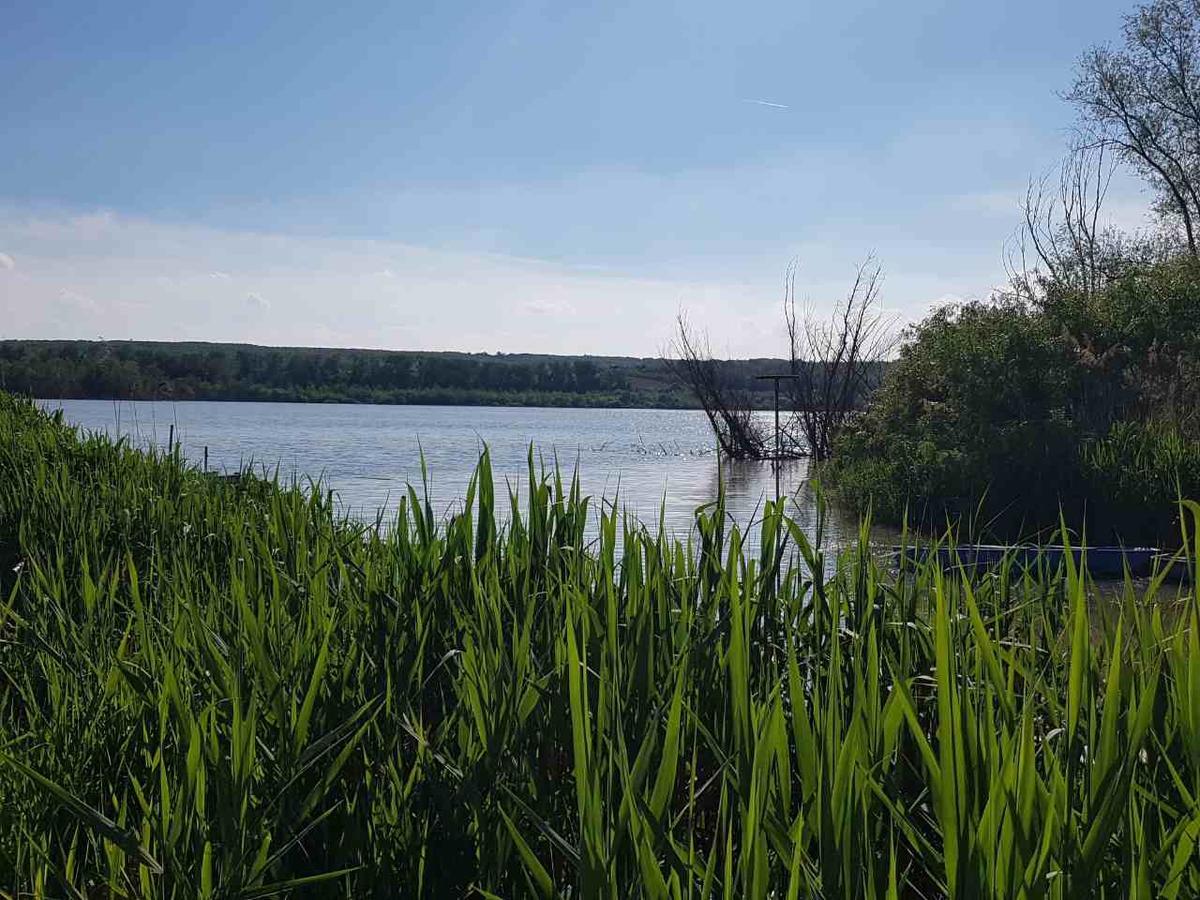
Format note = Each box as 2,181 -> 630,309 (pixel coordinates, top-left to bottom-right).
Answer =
521,297 -> 576,317
0,252 -> 14,271
0,202 -> 1011,353
741,98 -> 789,109
0,209 -> 781,354
57,288 -> 96,312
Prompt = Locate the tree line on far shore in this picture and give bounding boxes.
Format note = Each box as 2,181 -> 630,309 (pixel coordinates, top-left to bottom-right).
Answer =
0,340 -> 801,409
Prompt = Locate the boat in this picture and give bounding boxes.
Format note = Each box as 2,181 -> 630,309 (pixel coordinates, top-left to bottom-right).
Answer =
892,544 -> 1174,579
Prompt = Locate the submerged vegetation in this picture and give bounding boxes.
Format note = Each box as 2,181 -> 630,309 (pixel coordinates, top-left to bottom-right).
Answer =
2,393 -> 1200,897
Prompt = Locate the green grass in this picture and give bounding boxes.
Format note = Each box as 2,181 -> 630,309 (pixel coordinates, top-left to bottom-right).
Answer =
1,392 -> 1199,898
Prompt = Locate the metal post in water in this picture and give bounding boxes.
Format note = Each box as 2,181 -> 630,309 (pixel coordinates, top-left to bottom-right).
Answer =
773,378 -> 781,501
204,446 -> 209,473
168,424 -> 174,454
754,373 -> 803,506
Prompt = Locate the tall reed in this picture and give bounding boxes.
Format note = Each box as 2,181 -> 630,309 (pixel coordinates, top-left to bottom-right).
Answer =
1,394 -> 1198,898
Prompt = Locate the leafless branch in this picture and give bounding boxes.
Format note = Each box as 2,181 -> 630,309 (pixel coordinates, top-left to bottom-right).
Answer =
666,312 -> 768,458
786,257 -> 897,461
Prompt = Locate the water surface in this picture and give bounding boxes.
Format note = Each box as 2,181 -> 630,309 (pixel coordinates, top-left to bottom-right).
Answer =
42,400 -> 854,546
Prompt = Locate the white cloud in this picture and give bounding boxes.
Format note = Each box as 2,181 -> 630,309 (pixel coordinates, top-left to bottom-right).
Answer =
0,209 -> 777,354
0,252 -> 13,271
57,288 -> 96,312
0,207 -> 980,354
521,297 -> 576,316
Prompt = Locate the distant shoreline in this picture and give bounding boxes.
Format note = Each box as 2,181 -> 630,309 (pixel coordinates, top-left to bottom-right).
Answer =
3,338 -> 805,411
37,392 -> 709,411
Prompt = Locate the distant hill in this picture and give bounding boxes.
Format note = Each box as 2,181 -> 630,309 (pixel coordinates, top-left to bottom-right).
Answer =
0,340 -> 802,409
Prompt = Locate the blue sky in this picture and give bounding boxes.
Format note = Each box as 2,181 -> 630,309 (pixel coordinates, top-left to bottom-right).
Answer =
0,0 -> 1153,355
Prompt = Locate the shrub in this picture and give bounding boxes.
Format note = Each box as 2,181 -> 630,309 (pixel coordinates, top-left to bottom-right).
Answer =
827,270 -> 1200,544
828,300 -> 1085,536
1081,420 -> 1200,544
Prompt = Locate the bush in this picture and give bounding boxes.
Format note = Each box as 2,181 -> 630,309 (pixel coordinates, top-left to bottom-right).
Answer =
1043,255 -> 1200,436
1081,420 -> 1200,544
828,300 -> 1086,536
827,267 -> 1200,545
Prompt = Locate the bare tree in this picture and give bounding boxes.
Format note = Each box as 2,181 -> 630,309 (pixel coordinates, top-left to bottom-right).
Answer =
669,262 -> 896,461
1015,143 -> 1117,299
666,313 -> 768,459
1067,0 -> 1200,257
784,258 -> 896,461
1007,140 -> 1169,306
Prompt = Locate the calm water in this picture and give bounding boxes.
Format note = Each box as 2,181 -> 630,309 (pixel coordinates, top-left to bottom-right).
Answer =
41,400 -> 857,547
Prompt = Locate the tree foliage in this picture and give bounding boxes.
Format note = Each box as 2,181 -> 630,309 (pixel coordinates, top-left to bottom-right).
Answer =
830,0 -> 1200,544
1069,0 -> 1200,254
830,261 -> 1200,543
0,340 -> 790,410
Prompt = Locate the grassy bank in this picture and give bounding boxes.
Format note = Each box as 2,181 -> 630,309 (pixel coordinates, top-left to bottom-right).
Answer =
1,393 -> 1199,897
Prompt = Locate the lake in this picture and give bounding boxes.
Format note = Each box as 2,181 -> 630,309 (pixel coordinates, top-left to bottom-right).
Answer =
40,400 -> 858,547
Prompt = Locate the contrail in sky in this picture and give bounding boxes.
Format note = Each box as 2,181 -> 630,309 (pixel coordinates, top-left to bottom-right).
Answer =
742,98 -> 789,109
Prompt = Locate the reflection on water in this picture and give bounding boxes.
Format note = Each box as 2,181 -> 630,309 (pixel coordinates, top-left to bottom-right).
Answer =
41,400 -> 863,550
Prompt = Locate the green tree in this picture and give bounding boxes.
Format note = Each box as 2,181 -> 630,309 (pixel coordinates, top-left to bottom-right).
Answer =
1069,0 -> 1200,256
